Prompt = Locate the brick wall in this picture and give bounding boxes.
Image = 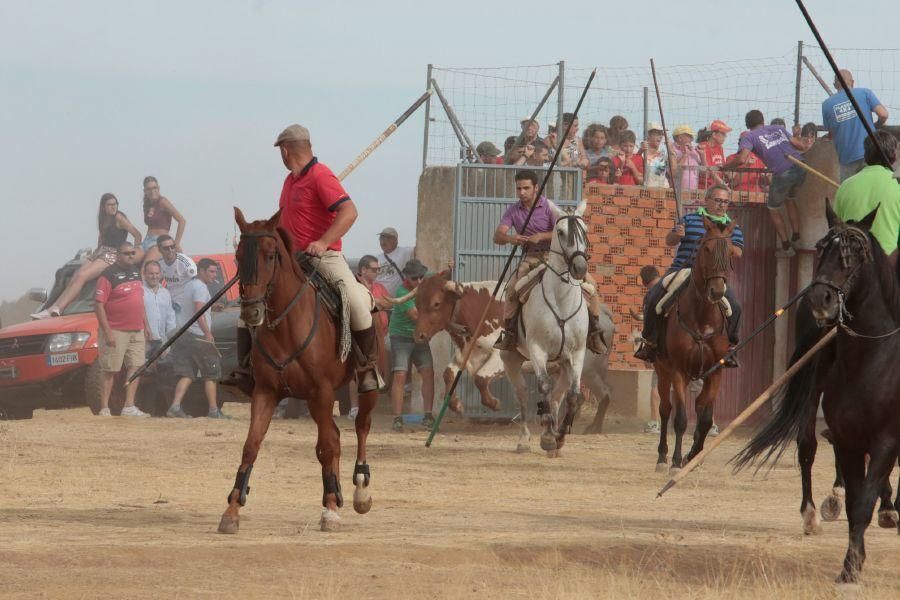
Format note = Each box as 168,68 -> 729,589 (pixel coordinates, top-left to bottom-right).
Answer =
584,183 -> 767,369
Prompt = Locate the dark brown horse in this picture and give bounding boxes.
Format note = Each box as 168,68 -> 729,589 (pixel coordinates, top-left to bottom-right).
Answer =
655,217 -> 737,475
217,208 -> 379,534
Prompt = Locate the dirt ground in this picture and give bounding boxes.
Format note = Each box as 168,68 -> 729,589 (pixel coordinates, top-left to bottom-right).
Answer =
1,402 -> 898,599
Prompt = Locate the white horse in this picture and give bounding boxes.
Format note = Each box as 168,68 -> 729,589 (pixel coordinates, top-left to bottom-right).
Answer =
501,199 -> 590,457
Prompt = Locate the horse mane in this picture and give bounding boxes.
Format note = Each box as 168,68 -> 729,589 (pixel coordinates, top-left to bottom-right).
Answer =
865,230 -> 900,317
238,234 -> 260,284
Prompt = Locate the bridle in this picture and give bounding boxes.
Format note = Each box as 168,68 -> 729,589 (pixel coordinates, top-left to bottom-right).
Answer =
811,224 -> 900,339
545,213 -> 590,284
691,233 -> 732,304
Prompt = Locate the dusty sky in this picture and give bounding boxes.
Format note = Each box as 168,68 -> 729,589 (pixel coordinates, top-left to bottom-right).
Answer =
0,0 -> 893,297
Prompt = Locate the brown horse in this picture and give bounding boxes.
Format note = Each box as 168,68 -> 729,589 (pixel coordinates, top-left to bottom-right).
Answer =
655,217 -> 737,475
217,208 -> 379,534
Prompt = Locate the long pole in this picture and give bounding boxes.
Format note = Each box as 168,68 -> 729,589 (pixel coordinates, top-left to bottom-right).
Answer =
698,284 -> 811,380
787,154 -> 839,189
649,58 -> 683,223
793,40 -> 803,127
338,90 -> 432,180
425,69 -> 597,448
657,327 -> 837,498
793,0 -> 892,167
422,64 -> 433,170
431,79 -> 481,163
126,95 -> 429,386
802,56 -> 834,96
505,75 -> 560,165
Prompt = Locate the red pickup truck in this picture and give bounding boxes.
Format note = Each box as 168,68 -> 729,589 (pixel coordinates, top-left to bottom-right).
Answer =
0,250 -> 240,419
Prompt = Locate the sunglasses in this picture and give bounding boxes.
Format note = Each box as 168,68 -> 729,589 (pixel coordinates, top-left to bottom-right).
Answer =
121,251 -> 137,256
160,244 -> 176,251
712,198 -> 730,206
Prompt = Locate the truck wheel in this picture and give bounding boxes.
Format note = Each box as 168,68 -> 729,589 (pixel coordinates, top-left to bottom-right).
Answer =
84,362 -> 105,415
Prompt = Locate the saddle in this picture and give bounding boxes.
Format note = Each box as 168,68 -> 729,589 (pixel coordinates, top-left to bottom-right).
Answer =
513,263 -> 597,303
656,268 -> 731,318
295,253 -> 353,363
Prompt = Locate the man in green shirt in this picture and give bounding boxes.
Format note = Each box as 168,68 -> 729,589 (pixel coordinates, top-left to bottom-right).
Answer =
388,259 -> 435,432
834,130 -> 900,265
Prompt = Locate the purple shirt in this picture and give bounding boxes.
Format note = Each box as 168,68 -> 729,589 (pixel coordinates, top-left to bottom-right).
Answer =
500,195 -> 556,252
738,125 -> 803,175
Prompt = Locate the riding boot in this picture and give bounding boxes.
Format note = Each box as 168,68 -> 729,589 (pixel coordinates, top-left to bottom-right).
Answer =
634,313 -> 659,362
352,326 -> 383,394
493,317 -> 518,351
586,314 -> 607,354
221,326 -> 254,394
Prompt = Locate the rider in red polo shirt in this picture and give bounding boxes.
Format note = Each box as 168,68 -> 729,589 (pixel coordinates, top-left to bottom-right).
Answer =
274,124 -> 381,393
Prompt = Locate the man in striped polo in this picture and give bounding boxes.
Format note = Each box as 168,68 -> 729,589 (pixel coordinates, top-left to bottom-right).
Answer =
634,184 -> 745,365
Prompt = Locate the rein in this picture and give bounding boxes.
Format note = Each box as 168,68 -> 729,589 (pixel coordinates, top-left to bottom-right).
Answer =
539,273 -> 585,362
546,214 -> 590,284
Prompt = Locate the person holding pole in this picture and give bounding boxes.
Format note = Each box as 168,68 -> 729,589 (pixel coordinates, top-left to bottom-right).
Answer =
722,110 -> 813,257
822,69 -> 889,182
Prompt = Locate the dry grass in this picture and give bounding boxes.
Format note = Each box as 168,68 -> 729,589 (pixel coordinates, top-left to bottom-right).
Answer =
0,403 -> 897,599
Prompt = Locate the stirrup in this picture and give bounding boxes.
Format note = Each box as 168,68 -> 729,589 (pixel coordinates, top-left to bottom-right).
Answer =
493,329 -> 516,351
634,340 -> 657,362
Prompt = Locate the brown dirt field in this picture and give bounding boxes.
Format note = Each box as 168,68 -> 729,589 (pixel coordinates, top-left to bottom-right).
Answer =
1,404 -> 898,599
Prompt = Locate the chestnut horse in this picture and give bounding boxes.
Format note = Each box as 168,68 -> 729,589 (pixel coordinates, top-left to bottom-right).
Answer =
655,217 -> 737,475
217,208 -> 378,534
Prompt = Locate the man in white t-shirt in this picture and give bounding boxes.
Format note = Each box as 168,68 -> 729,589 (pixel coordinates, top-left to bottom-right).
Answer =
156,235 -> 197,325
375,227 -> 414,296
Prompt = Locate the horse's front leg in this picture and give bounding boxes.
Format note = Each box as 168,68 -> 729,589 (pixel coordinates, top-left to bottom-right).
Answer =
529,349 -> 558,453
821,428 -> 846,522
218,390 -> 278,534
669,371 -> 688,475
876,457 -> 899,529
310,386 -> 342,532
685,371 -> 721,463
798,405 -> 821,535
352,387 -> 378,515
502,352 -> 531,453
656,368 -> 672,473
555,350 -> 585,452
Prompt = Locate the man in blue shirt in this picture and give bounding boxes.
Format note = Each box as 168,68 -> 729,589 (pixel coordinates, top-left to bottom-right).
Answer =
634,185 -> 745,365
822,69 -> 889,181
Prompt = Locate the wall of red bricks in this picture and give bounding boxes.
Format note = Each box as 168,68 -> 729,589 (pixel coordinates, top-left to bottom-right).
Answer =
584,183 -> 767,369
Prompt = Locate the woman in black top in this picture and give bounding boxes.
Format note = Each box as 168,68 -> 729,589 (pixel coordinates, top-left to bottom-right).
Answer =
31,193 -> 143,319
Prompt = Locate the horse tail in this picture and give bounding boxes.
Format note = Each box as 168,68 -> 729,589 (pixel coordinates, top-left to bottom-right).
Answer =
731,305 -> 822,472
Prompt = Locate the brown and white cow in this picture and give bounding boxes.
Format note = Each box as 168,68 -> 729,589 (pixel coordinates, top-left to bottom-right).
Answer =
387,272 -> 616,445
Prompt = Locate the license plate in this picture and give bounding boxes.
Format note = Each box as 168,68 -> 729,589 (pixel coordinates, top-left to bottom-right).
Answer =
48,352 -> 79,366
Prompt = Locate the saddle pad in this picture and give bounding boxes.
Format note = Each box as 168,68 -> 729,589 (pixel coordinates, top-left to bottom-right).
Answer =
295,253 -> 352,362
514,264 -> 596,303
656,268 -> 732,317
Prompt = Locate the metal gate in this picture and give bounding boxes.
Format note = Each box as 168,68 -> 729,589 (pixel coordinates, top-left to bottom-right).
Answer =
451,163 -> 582,419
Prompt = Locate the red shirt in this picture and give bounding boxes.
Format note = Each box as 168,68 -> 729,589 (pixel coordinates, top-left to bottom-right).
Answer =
699,143 -> 725,189
726,151 -> 766,192
369,281 -> 390,332
279,157 -> 350,252
613,154 -> 644,186
95,264 -> 145,330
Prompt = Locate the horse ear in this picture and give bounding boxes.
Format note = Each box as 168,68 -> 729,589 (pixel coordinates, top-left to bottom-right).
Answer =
856,204 -> 880,230
824,199 -> 842,228
234,207 -> 248,232
575,199 -> 587,217
547,200 -> 563,220
724,220 -> 737,235
701,215 -> 715,232
266,209 -> 283,230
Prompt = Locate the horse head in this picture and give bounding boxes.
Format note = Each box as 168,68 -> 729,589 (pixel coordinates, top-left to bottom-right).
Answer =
807,201 -> 879,325
550,199 -> 590,281
693,216 -> 736,303
234,207 -> 290,327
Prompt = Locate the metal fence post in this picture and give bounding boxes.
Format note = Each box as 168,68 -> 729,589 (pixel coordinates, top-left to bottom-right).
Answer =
422,64 -> 433,170
557,61 -> 565,137
794,41 -> 803,126
643,86 -> 649,139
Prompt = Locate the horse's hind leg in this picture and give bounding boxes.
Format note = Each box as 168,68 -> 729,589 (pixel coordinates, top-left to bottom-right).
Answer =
798,406 -> 821,535
821,429 -> 845,522
876,457 -> 898,529
352,388 -> 378,515
656,369 -> 672,473
310,388 -> 343,532
218,391 -> 278,534
669,372 -> 689,474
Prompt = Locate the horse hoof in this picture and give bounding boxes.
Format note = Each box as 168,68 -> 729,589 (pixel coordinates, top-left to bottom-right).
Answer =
655,462 -> 668,473
540,434 -> 557,452
668,467 -> 681,478
821,490 -> 844,522
353,487 -> 372,515
877,509 -> 899,529
515,444 -> 531,454
320,509 -> 341,532
546,449 -> 558,458
802,506 -> 822,535
217,514 -> 239,535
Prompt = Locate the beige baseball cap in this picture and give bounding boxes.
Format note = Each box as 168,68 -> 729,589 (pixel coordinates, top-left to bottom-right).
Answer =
378,227 -> 399,238
274,124 -> 311,146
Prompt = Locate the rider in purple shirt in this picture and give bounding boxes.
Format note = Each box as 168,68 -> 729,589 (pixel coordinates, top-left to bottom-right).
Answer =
492,170 -> 607,354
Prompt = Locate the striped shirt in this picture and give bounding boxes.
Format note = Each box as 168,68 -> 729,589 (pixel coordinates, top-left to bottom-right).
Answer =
670,211 -> 744,271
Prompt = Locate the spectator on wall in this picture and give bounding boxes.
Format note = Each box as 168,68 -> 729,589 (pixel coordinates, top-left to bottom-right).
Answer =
822,69 -> 889,181
375,227 -> 415,296
770,118 -> 787,128
544,122 -> 558,160
519,117 -> 542,146
167,258 -> 228,419
94,241 -> 150,417
724,146 -> 768,193
585,156 -> 616,185
672,125 -> 702,192
156,234 -> 197,326
142,259 -> 176,357
557,113 -> 589,170
608,115 -> 629,150
613,130 -> 644,186
583,123 -> 612,167
476,141 -> 503,165
699,120 -> 731,189
510,140 -> 550,167
641,122 -> 670,188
